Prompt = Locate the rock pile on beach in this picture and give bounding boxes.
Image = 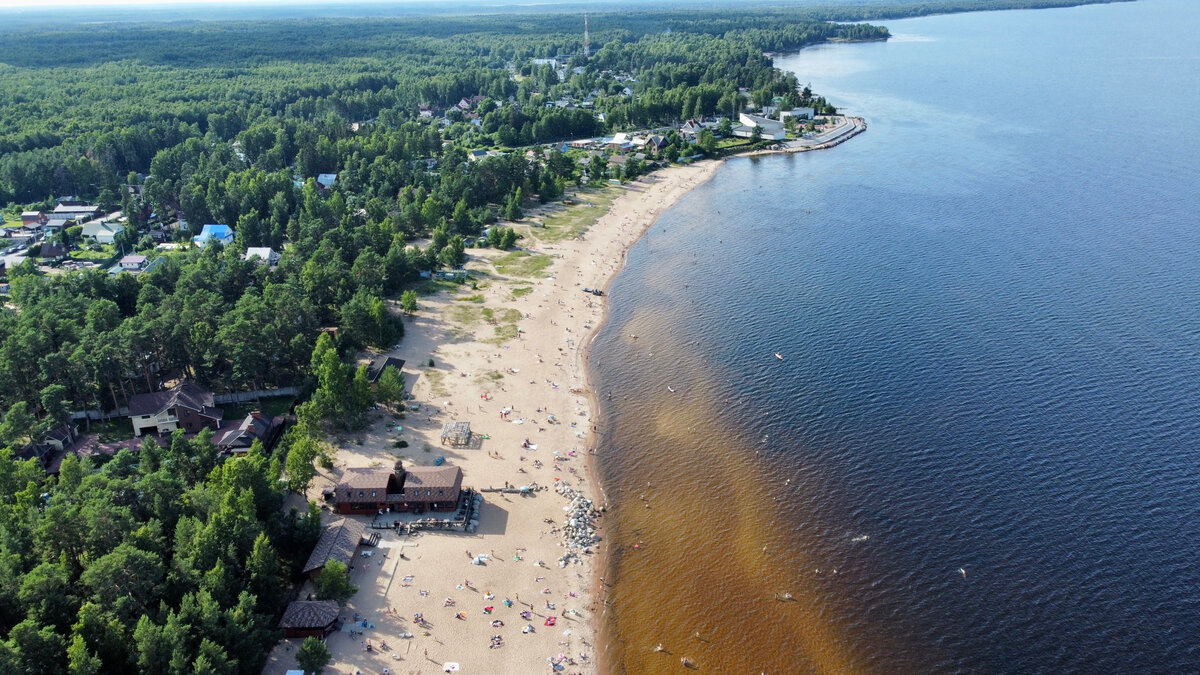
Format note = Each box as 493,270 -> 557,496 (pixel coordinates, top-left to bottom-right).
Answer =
556,482 -> 601,566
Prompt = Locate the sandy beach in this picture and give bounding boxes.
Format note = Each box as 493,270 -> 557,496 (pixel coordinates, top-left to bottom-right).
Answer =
262,158 -> 722,675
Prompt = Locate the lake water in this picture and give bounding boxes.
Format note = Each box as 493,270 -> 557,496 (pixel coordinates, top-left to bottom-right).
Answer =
590,0 -> 1200,672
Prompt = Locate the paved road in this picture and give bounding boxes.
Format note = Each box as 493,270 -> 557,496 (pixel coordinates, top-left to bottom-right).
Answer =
782,115 -> 864,149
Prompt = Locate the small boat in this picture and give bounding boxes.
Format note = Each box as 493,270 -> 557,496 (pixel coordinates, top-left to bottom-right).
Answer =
775,352 -> 783,360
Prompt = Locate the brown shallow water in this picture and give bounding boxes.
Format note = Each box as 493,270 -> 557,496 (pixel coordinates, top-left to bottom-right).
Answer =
589,297 -> 902,674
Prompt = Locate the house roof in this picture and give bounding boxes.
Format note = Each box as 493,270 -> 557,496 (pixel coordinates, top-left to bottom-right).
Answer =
244,247 -> 278,263
216,412 -> 280,450
302,517 -> 367,574
127,381 -> 219,419
367,356 -> 405,383
39,243 -> 67,259
337,467 -> 395,493
195,224 -> 233,241
403,465 -> 463,492
52,204 -> 99,215
121,254 -> 147,265
317,173 -> 338,187
81,221 -> 122,237
43,218 -> 73,229
279,600 -> 340,629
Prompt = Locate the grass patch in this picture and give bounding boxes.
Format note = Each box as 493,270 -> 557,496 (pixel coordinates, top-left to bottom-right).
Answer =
456,293 -> 485,303
414,279 -> 459,296
422,369 -> 450,397
446,304 -> 484,327
70,245 -> 117,261
473,369 -> 505,386
222,396 -> 295,421
493,250 -> 552,278
78,419 -> 134,443
488,307 -> 523,344
536,187 -> 619,243
511,285 -> 533,299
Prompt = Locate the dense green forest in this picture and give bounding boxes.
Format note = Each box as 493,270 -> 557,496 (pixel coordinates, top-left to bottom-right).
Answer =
0,0 -> 1129,672
0,5 -> 891,673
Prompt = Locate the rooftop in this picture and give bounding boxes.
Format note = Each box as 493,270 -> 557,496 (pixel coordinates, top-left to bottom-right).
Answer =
279,600 -> 340,629
302,517 -> 367,574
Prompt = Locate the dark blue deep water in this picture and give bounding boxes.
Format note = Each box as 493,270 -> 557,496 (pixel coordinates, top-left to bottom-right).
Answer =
593,1 -> 1200,672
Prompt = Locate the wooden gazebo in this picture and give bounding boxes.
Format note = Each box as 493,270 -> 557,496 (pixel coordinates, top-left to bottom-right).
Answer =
440,421 -> 472,447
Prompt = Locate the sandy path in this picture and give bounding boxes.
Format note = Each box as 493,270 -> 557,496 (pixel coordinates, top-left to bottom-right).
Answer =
262,159 -> 723,675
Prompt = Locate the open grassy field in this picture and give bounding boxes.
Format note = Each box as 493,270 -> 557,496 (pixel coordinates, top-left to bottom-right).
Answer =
534,186 -> 619,243
492,250 -> 552,277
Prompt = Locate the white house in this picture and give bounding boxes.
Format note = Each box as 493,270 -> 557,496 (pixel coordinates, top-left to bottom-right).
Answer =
243,247 -> 281,266
780,107 -> 816,121
734,113 -> 787,141
193,224 -> 234,248
81,221 -> 124,244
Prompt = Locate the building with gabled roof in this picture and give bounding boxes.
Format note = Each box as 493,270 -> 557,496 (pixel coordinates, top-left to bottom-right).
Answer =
367,356 -> 405,384
216,412 -> 284,454
52,203 -> 101,221
81,221 -> 124,244
193,224 -> 233,248
302,517 -> 368,579
279,600 -> 340,638
127,381 -> 223,437
332,463 -> 464,515
243,247 -> 280,266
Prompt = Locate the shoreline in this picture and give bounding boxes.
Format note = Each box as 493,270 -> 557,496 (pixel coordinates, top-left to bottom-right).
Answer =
572,118 -> 866,671
574,161 -> 725,675
260,127 -> 855,675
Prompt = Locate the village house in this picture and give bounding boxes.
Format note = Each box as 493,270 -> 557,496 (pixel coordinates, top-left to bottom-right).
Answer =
301,517 -> 375,580
216,411 -> 285,454
193,223 -> 234,248
52,203 -> 102,222
126,381 -> 223,437
5,224 -> 41,239
680,118 -> 703,138
332,463 -> 464,515
20,211 -> 47,226
780,107 -> 816,121
37,242 -> 68,264
14,423 -> 78,473
278,600 -> 340,638
82,221 -> 124,244
366,355 -> 405,384
42,218 -> 74,234
109,254 -> 163,277
243,247 -> 281,266
316,174 -> 338,190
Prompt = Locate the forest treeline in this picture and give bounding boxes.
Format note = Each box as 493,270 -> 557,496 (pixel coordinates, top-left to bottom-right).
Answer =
0,5 -> 888,673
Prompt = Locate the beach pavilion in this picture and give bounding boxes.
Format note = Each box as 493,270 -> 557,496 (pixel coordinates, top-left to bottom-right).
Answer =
278,600 -> 340,638
440,420 -> 472,447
